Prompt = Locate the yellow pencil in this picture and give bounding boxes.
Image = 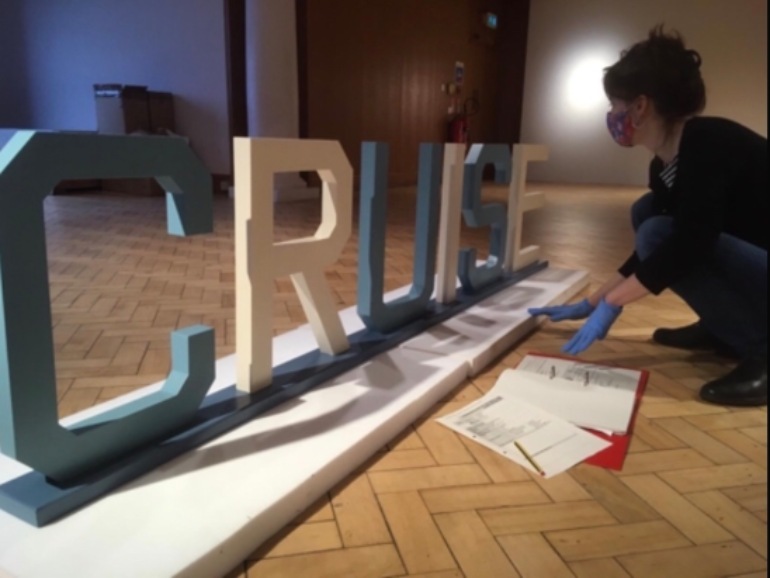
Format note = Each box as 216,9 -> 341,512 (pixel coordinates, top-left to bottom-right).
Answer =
514,440 -> 546,476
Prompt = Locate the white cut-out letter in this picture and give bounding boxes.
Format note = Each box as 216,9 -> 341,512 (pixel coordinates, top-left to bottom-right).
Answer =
435,144 -> 466,304
505,144 -> 549,273
234,138 -> 352,392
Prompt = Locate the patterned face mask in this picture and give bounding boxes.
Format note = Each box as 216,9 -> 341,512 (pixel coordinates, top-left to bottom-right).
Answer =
606,108 -> 635,147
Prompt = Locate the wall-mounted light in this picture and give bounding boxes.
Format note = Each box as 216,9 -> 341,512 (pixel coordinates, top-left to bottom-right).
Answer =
564,54 -> 614,112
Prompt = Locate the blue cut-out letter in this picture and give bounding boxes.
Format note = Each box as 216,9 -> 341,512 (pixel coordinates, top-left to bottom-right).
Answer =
458,144 -> 511,292
0,131 -> 215,483
357,142 -> 443,333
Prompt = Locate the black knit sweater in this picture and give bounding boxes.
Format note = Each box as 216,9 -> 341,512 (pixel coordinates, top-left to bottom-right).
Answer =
618,116 -> 767,294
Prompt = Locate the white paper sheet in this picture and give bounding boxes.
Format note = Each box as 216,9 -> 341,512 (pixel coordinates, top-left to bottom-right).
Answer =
516,354 -> 641,392
437,392 -> 610,478
491,354 -> 642,434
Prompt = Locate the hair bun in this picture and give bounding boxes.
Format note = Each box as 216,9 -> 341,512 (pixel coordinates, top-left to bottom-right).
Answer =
687,49 -> 702,68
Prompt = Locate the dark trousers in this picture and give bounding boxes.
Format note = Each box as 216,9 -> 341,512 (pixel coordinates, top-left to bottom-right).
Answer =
632,192 -> 767,358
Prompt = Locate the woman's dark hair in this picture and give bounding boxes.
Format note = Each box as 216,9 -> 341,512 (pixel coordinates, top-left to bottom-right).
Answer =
604,25 -> 706,123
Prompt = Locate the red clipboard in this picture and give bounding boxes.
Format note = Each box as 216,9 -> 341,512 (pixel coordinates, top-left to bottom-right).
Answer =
522,352 -> 649,471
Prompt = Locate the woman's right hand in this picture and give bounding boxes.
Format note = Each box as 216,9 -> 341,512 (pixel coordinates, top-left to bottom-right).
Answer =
527,298 -> 595,322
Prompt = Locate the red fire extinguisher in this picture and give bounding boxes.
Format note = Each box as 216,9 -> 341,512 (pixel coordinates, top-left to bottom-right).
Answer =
447,95 -> 480,144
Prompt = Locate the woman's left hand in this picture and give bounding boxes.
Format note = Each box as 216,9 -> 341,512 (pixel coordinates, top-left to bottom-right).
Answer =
562,299 -> 623,355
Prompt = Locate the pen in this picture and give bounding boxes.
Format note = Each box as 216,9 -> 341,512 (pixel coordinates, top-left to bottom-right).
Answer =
514,440 -> 546,476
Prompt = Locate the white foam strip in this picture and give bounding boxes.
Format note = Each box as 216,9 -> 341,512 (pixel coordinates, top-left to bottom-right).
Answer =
0,267 -> 587,578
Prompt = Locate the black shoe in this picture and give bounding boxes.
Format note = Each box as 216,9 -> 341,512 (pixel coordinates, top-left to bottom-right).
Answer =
653,322 -> 739,358
700,354 -> 767,407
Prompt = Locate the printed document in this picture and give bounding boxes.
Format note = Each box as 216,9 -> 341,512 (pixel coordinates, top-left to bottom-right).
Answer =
495,354 -> 643,434
437,393 -> 611,478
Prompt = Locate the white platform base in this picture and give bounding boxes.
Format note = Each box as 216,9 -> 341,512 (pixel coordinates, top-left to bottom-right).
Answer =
0,267 -> 587,578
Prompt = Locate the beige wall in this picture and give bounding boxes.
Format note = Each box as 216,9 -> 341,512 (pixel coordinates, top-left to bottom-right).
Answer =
521,0 -> 767,185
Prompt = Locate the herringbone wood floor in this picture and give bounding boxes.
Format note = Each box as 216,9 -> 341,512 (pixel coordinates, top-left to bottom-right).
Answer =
44,183 -> 766,578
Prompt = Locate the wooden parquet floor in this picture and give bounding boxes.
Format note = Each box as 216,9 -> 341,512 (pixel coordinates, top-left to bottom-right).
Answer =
43,183 -> 766,578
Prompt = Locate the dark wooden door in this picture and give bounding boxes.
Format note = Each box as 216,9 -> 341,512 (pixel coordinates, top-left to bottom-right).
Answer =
297,0 -> 530,186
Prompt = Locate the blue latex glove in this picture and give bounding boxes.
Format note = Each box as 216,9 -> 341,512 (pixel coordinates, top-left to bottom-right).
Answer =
562,299 -> 623,355
528,298 -> 595,322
